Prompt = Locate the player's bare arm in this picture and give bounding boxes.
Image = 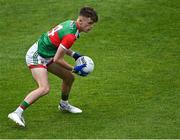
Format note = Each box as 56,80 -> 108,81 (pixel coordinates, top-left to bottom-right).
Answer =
65,49 -> 75,57
53,45 -> 74,71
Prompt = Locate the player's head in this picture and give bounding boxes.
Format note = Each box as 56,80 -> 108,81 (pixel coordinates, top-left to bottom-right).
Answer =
77,7 -> 98,33
79,7 -> 98,23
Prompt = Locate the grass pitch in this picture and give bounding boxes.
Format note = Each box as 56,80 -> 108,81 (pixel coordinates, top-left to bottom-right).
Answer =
0,0 -> 180,138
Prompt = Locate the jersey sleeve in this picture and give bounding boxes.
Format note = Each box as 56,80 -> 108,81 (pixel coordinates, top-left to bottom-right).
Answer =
60,34 -> 76,49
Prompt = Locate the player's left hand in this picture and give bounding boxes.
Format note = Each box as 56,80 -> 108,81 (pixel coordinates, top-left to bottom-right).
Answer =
72,52 -> 82,60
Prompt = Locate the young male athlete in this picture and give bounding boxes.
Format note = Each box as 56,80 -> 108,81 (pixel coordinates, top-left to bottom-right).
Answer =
8,7 -> 98,127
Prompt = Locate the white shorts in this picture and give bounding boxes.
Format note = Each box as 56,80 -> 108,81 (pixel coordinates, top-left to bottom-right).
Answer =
26,42 -> 53,69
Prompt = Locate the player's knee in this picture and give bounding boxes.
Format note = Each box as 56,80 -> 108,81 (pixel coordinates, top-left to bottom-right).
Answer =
40,86 -> 50,95
65,73 -> 75,85
71,74 -> 75,82
69,73 -> 75,83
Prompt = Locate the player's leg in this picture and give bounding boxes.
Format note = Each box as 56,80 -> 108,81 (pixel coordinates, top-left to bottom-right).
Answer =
19,42 -> 51,112
24,68 -> 50,104
47,62 -> 74,101
8,67 -> 50,126
8,41 -> 52,126
47,63 -> 82,113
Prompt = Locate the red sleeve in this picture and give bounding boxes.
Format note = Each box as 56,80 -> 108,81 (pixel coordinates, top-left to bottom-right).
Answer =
61,34 -> 76,49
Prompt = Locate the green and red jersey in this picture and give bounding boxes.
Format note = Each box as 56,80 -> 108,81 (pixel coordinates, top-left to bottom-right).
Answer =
37,20 -> 80,58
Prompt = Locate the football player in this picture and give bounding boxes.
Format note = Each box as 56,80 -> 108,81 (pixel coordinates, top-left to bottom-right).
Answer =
8,6 -> 98,127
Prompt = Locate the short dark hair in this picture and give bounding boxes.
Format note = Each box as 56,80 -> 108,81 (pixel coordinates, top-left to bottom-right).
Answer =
79,7 -> 98,23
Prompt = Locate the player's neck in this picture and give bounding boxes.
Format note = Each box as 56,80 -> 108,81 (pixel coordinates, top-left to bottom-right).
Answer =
76,21 -> 81,32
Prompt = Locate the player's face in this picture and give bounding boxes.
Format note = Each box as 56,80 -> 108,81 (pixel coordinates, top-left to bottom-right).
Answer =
78,16 -> 95,33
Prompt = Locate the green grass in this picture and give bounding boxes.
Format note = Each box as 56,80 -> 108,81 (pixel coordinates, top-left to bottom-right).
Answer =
0,0 -> 180,138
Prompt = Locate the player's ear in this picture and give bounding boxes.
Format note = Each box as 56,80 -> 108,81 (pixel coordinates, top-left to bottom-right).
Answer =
77,16 -> 84,23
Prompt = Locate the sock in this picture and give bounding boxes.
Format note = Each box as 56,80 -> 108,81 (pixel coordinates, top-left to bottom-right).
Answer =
61,94 -> 69,101
60,99 -> 68,105
20,101 -> 30,110
15,106 -> 24,116
15,101 -> 30,116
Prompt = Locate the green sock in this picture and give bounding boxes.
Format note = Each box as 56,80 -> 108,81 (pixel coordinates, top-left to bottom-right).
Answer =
20,101 -> 30,110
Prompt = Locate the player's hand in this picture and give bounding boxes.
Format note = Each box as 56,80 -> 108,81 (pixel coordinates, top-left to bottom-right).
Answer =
72,64 -> 87,76
79,71 -> 88,77
72,52 -> 82,61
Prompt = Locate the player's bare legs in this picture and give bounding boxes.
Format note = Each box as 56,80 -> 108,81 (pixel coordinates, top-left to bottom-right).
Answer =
48,63 -> 82,113
8,67 -> 50,127
24,68 -> 50,104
